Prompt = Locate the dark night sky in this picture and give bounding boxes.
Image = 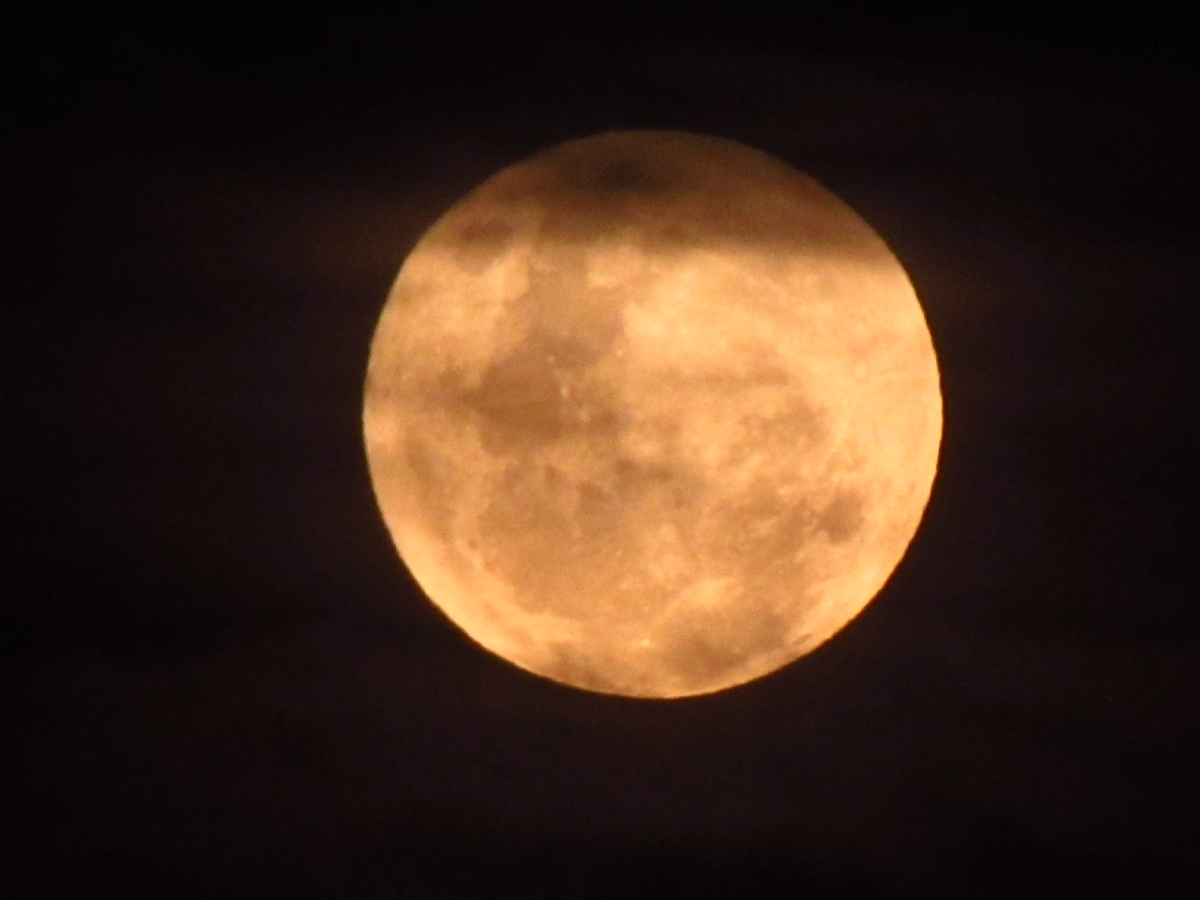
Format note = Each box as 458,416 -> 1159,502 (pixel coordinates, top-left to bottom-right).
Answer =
4,5 -> 1199,897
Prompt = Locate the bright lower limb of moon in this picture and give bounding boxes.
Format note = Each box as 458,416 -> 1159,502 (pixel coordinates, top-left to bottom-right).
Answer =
364,131 -> 941,698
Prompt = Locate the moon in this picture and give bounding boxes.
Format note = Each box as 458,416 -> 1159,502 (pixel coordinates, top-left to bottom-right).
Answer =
363,131 -> 941,698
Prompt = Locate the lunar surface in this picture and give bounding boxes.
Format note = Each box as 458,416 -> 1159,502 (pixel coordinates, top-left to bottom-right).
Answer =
364,131 -> 941,698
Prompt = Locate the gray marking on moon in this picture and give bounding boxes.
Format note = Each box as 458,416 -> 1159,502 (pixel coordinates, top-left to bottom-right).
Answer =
455,250 -> 631,457
578,157 -> 675,195
462,350 -> 570,453
547,139 -> 680,196
451,218 -> 514,272
459,341 -> 630,456
540,642 -> 628,696
819,490 -> 866,544
742,397 -> 828,450
656,600 -> 791,687
402,436 -> 456,547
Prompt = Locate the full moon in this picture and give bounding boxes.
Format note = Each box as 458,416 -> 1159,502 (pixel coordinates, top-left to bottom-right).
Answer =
364,131 -> 941,698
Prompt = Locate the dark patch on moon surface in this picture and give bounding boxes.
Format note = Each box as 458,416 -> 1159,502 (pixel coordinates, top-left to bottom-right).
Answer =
656,596 -> 790,689
540,642 -> 627,696
461,350 -> 569,453
403,437 -> 453,543
819,490 -> 865,543
549,143 -> 679,198
456,254 -> 631,456
585,158 -> 674,195
450,218 -> 514,272
741,397 -> 828,450
459,337 -> 630,457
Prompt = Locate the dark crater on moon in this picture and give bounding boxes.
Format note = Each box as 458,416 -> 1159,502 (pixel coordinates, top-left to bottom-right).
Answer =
545,139 -> 682,198
580,157 -> 675,195
454,259 -> 629,456
457,339 -> 629,457
818,490 -> 866,543
450,218 -> 515,272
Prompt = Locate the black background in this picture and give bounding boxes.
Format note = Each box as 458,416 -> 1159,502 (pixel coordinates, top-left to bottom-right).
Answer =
4,4 -> 1199,897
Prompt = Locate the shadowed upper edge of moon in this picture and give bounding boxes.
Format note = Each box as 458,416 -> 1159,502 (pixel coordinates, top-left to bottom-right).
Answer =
425,131 -> 898,262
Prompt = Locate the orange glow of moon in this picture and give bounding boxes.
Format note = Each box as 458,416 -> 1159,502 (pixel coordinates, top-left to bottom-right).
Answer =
363,131 -> 941,698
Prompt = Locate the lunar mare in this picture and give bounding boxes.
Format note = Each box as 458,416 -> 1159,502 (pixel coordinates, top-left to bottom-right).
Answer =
364,131 -> 941,698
